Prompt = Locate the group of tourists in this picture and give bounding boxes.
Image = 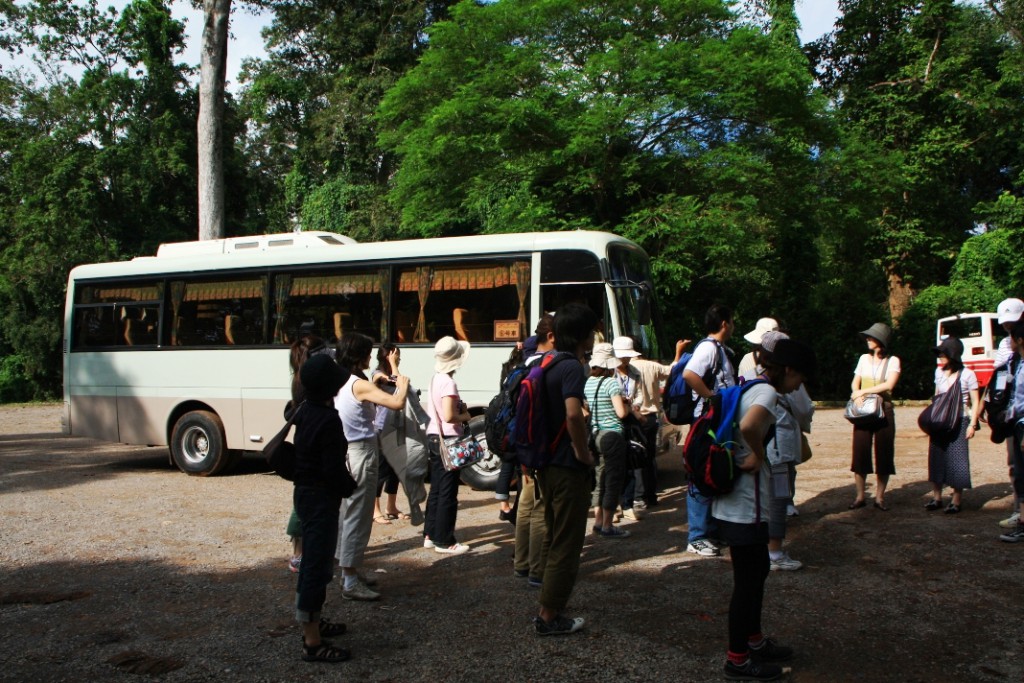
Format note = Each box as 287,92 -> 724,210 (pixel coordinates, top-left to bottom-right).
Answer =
282,295 -> 1024,682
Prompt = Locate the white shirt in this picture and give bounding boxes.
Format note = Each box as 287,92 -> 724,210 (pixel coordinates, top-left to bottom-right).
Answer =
685,337 -> 735,418
933,367 -> 978,408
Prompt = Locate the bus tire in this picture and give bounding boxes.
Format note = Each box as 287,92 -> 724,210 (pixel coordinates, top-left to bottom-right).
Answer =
459,415 -> 501,491
170,411 -> 230,476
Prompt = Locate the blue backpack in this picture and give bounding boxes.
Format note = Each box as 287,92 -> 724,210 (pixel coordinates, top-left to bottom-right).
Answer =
513,351 -> 574,469
664,339 -> 722,425
682,379 -> 768,497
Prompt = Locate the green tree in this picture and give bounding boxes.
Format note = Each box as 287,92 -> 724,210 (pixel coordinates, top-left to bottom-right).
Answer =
0,0 -> 199,397
379,0 -> 826,345
809,0 -> 1024,323
240,0 -> 458,241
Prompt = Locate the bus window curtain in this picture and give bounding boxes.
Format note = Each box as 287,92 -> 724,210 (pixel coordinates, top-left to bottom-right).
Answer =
378,268 -> 391,342
513,261 -> 530,338
169,281 -> 185,346
273,275 -> 291,344
415,266 -> 432,343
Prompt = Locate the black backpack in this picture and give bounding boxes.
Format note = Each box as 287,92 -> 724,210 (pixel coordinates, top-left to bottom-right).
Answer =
484,360 -> 533,462
986,354 -> 1020,443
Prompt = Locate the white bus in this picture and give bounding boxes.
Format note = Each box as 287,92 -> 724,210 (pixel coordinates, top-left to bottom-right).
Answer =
936,312 -> 1001,389
63,230 -> 666,484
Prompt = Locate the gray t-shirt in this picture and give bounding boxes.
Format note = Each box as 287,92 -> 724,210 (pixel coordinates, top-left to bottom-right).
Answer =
711,382 -> 778,524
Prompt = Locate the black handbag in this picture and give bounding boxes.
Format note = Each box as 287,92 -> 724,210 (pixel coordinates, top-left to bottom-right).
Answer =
264,402 -> 303,480
918,372 -> 963,438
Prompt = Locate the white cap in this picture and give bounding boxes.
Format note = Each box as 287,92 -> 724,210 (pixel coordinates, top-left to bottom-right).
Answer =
997,298 -> 1024,325
743,317 -> 780,345
612,336 -> 640,358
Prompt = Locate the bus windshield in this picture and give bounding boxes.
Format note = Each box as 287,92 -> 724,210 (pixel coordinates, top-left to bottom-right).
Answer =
608,244 -> 663,360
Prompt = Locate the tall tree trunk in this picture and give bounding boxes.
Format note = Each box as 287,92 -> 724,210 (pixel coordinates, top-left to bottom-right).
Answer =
885,262 -> 915,324
198,0 -> 230,241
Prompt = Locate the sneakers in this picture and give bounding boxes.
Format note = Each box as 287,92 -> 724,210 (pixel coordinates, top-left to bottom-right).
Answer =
999,511 -> 1021,528
527,577 -> 542,589
355,571 -> 378,588
621,507 -> 644,521
599,526 -> 631,538
288,555 -> 302,573
534,614 -> 584,636
341,582 -> 381,601
687,539 -> 720,557
769,552 -> 803,571
434,543 -> 470,555
786,504 -> 799,517
633,500 -> 648,512
423,536 -> 434,549
999,524 -> 1024,542
723,658 -> 783,681
513,568 -> 529,578
749,638 -> 793,662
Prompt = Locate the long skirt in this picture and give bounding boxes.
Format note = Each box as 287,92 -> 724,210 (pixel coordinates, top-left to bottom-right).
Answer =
928,417 -> 972,491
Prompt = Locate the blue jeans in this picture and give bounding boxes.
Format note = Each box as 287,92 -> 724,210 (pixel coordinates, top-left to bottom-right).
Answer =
687,484 -> 714,544
494,458 -> 517,501
294,485 -> 341,623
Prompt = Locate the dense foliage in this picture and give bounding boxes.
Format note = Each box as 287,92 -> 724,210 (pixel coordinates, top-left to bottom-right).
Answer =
1,0 -> 1022,400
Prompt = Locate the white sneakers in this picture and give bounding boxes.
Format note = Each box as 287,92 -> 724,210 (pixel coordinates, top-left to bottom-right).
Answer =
786,504 -> 799,517
434,543 -> 470,555
769,552 -> 803,571
686,539 -> 720,557
998,511 -> 1020,529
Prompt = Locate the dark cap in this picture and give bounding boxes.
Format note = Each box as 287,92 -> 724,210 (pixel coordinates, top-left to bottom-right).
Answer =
934,336 -> 964,362
522,335 -> 539,357
300,354 -> 349,402
764,338 -> 817,380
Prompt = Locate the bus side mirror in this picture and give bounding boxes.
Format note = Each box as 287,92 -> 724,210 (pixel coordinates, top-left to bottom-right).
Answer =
637,284 -> 652,325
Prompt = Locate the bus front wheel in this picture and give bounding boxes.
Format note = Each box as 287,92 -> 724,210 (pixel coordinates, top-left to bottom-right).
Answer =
170,411 -> 230,476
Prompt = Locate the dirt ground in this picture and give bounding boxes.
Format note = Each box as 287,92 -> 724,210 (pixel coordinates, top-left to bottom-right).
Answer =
1,403 -> 1022,683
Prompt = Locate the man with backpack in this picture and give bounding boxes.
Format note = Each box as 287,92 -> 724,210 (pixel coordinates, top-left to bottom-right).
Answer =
520,303 -> 598,636
683,304 -> 737,557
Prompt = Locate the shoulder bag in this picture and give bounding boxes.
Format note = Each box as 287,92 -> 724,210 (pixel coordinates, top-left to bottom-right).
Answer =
430,375 -> 485,471
918,371 -> 963,438
844,357 -> 889,426
264,402 -> 304,480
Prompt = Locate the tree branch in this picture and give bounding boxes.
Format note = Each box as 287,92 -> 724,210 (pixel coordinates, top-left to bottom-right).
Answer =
985,1 -> 1024,46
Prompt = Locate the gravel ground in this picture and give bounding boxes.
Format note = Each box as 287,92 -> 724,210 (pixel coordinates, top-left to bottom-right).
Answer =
1,403 -> 1022,682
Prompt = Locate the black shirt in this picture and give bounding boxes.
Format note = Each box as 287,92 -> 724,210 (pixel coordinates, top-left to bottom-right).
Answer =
292,402 -> 349,499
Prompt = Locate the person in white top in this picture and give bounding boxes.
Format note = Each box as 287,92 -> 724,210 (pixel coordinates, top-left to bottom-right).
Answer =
994,298 -> 1024,529
712,338 -> 815,682
682,304 -> 736,557
738,317 -> 779,378
849,323 -> 901,510
925,336 -> 983,514
333,333 -> 409,601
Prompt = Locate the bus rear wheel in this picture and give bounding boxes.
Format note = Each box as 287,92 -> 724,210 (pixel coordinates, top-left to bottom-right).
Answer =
170,411 -> 230,476
459,415 -> 502,491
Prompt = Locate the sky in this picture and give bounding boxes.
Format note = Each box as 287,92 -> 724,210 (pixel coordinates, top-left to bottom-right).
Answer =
2,1 -> 843,91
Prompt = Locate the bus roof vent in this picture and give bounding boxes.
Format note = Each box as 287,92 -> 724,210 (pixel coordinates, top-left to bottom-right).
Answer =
154,231 -> 359,258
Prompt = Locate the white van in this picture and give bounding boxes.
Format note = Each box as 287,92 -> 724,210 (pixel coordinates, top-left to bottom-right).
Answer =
936,312 -> 1001,388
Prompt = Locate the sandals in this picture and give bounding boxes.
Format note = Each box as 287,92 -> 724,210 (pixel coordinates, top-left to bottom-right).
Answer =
386,512 -> 411,521
848,499 -> 866,510
945,503 -> 961,514
302,640 -> 350,663
318,618 -> 347,638
373,515 -> 392,525
925,499 -> 943,511
873,501 -> 890,511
